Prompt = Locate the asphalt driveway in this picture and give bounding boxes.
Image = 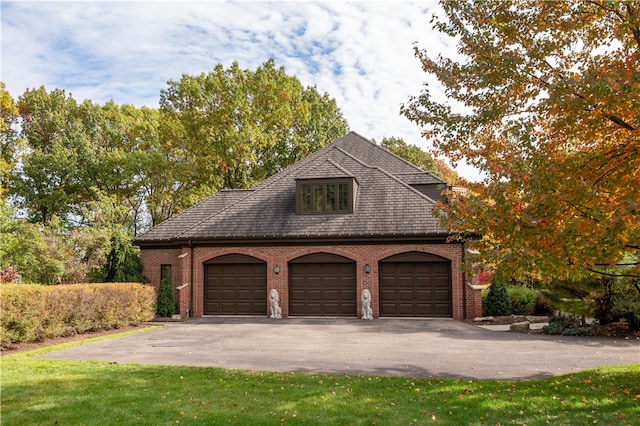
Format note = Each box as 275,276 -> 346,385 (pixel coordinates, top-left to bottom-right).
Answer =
42,317 -> 640,380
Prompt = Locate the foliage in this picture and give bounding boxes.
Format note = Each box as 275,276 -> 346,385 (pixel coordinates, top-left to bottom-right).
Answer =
484,283 -> 512,316
402,1 -> 640,284
541,276 -> 619,324
9,88 -> 157,230
375,136 -> 462,184
159,59 -> 349,195
0,265 -> 19,283
0,283 -> 155,347
378,136 -> 438,173
0,82 -> 19,194
506,285 -> 537,315
2,342 -> 639,426
99,233 -> 144,283
0,195 -> 142,284
611,278 -> 640,330
543,315 -> 596,336
156,276 -> 176,317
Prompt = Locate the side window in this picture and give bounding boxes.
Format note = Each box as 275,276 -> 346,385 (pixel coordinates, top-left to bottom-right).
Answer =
161,264 -> 171,283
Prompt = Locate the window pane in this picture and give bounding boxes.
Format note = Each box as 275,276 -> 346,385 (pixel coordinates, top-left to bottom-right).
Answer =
326,184 -> 336,211
313,185 -> 324,212
161,264 -> 172,283
301,185 -> 312,212
338,184 -> 348,211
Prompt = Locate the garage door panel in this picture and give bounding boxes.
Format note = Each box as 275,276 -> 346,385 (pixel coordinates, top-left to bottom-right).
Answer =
236,289 -> 252,299
379,261 -> 452,318
396,289 -> 414,301
323,290 -> 338,299
341,289 -> 356,299
307,290 -> 322,301
289,263 -> 356,316
432,289 -> 450,302
414,289 -> 433,299
204,262 -> 267,315
221,289 -> 236,299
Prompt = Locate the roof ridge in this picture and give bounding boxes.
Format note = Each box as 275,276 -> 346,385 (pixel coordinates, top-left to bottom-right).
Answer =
334,145 -> 440,205
326,159 -> 355,177
394,170 -> 447,183
173,189 -> 256,240
353,133 -> 426,173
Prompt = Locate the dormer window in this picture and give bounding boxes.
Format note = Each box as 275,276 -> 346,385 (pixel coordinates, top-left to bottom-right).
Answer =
296,178 -> 355,214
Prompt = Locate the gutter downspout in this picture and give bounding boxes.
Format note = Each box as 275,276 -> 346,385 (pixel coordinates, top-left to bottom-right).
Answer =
462,241 -> 467,320
189,240 -> 194,318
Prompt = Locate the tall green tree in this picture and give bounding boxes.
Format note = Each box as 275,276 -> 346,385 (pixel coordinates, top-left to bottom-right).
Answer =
378,137 -> 438,174
376,136 -> 461,184
403,1 -> 640,283
159,59 -> 349,199
0,82 -> 19,194
12,87 -> 96,224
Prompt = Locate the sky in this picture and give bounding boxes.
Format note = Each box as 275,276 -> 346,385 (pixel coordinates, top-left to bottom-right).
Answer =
1,0 -> 478,180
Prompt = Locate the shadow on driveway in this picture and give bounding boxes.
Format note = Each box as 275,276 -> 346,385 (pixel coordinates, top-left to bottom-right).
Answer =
42,317 -> 640,380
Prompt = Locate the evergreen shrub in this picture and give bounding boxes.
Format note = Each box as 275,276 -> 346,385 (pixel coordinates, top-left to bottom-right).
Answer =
483,284 -> 512,316
156,277 -> 176,317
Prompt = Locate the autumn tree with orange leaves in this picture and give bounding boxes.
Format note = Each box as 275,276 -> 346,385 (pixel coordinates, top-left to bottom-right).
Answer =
403,1 -> 639,290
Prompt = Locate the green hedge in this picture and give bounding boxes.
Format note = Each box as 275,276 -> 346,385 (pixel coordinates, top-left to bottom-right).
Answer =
482,285 -> 555,316
0,283 -> 155,348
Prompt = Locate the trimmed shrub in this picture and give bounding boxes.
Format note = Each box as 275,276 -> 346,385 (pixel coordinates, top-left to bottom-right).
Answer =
543,314 -> 595,336
156,277 -> 176,317
610,288 -> 640,331
0,283 -> 155,348
507,286 -> 537,315
484,284 -> 512,316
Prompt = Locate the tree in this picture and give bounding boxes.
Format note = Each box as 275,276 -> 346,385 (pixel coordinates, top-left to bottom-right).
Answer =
403,1 -> 640,284
159,59 -> 349,201
11,87 -> 98,224
378,137 -> 438,174
376,136 -> 462,184
10,88 -> 161,232
0,82 -> 19,194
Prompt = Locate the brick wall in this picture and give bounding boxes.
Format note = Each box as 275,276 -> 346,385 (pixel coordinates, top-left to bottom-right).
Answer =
140,242 -> 482,320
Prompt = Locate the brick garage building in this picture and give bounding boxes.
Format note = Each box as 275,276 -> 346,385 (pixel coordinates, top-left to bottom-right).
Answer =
136,132 -> 482,320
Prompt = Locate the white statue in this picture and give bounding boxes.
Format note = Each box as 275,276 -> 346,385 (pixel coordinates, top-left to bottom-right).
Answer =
361,288 -> 373,320
269,288 -> 282,319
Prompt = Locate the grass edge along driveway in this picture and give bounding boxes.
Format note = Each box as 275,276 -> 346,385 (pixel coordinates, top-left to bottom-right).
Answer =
1,330 -> 639,425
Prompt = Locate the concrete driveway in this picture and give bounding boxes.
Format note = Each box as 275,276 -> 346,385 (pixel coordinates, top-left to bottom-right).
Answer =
42,317 -> 640,380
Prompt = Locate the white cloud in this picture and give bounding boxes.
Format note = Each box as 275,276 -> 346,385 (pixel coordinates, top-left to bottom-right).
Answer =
1,0 -> 481,181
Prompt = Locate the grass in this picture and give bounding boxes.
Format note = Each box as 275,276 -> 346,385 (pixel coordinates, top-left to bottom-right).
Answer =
1,331 -> 639,425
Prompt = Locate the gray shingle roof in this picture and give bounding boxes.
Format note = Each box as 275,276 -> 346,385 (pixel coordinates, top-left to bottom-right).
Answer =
136,132 -> 450,245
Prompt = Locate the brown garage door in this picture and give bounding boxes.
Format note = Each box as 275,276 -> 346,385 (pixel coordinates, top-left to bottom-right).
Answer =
204,254 -> 267,315
289,253 -> 356,316
379,252 -> 452,317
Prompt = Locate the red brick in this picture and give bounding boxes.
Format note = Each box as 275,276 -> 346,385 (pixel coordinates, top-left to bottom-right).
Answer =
140,242 -> 481,320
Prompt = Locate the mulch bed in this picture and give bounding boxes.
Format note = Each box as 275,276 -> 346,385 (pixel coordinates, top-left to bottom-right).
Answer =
468,315 -> 640,339
0,324 -> 157,355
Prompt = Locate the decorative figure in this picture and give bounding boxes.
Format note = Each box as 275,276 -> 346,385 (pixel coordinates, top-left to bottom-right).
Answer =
269,288 -> 282,319
361,288 -> 373,320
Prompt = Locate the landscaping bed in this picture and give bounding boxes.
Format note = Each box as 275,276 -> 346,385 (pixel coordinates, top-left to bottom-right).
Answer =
469,315 -> 640,339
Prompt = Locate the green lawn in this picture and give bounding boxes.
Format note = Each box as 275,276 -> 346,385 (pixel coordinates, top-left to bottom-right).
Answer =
1,331 -> 638,425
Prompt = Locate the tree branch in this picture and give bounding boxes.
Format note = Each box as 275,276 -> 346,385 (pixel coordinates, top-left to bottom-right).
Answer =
586,268 -> 640,278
